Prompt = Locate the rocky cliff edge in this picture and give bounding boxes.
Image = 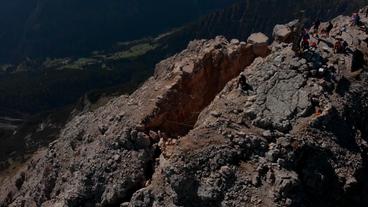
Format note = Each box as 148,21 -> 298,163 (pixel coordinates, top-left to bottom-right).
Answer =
1,7 -> 368,207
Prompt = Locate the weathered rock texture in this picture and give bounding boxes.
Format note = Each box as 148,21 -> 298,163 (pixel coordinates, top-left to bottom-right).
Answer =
0,36 -> 264,207
1,7 -> 368,207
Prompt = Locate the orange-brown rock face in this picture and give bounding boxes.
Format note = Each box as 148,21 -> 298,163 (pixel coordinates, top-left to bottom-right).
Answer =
143,37 -> 260,136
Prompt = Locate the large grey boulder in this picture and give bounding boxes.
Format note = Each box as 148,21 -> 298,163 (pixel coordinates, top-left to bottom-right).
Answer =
247,33 -> 271,57
273,24 -> 292,43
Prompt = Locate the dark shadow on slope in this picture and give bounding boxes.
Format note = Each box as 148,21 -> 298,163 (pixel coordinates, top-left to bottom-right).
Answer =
335,77 -> 351,96
324,108 -> 360,152
294,145 -> 343,207
352,50 -> 366,72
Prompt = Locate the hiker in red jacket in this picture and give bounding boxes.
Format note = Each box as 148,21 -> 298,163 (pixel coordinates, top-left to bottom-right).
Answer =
301,28 -> 310,50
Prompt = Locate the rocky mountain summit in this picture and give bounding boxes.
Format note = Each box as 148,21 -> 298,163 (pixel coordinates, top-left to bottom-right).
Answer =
1,7 -> 368,207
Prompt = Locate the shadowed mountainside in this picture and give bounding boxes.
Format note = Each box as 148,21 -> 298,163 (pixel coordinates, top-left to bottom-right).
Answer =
0,0 -> 237,63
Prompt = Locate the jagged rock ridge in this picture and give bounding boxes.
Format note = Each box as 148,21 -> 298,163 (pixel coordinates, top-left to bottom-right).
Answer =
1,6 -> 368,207
0,35 -> 268,206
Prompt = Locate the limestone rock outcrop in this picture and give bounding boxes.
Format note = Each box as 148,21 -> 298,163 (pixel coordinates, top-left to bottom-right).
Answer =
247,33 -> 271,57
1,6 -> 368,207
273,24 -> 293,43
0,35 -> 265,207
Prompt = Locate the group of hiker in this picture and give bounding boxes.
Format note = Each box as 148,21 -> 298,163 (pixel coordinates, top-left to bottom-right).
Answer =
238,12 -> 365,92
291,12 -> 367,81
298,12 -> 365,55
311,19 -> 334,38
299,19 -> 335,52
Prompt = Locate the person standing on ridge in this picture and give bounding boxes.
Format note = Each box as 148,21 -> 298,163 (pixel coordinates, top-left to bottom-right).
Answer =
352,13 -> 361,26
334,39 -> 342,53
301,28 -> 310,50
313,19 -> 321,37
324,21 -> 334,37
292,10 -> 305,54
237,73 -> 248,91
